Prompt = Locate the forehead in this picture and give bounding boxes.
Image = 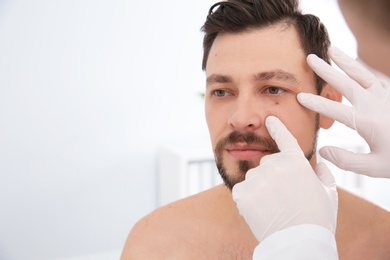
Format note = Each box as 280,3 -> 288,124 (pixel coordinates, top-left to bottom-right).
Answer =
206,24 -> 315,89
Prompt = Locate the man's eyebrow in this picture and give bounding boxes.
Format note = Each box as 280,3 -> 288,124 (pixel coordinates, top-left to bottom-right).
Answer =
253,70 -> 300,85
206,74 -> 233,87
206,70 -> 300,87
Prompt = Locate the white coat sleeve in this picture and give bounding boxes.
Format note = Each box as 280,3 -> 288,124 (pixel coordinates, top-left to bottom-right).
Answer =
253,224 -> 338,260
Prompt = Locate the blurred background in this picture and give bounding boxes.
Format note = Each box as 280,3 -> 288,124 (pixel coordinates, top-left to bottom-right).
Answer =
0,0 -> 389,259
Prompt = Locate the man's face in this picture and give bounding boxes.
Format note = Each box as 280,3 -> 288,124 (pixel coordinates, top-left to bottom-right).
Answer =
204,24 -> 322,189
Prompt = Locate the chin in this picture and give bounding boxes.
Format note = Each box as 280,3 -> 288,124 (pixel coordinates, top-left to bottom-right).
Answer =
218,159 -> 259,190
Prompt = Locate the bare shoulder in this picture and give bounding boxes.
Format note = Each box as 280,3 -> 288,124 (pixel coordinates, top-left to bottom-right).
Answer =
120,185 -> 247,259
337,187 -> 390,259
120,202 -> 184,259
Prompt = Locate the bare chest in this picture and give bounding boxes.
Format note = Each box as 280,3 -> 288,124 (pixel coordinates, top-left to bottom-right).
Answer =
167,223 -> 258,259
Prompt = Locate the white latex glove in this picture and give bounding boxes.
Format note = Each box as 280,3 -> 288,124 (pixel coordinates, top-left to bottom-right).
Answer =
232,116 -> 338,242
298,46 -> 390,178
253,225 -> 338,260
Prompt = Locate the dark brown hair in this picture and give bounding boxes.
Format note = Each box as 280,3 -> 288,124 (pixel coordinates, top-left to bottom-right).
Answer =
201,0 -> 331,94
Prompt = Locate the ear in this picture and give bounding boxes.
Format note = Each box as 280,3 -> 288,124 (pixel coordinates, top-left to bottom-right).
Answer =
319,84 -> 342,129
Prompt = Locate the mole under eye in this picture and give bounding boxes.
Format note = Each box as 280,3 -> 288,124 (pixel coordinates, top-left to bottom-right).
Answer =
265,86 -> 286,95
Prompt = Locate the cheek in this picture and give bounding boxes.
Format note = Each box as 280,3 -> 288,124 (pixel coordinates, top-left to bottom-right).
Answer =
267,98 -> 310,122
271,100 -> 317,145
205,103 -> 225,145
205,99 -> 215,127
205,107 -> 214,135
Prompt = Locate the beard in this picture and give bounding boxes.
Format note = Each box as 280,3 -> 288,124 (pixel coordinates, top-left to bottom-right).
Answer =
214,114 -> 319,190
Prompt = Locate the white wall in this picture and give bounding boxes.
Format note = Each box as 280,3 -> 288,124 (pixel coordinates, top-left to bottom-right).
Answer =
0,1 -> 213,259
0,0 -> 388,259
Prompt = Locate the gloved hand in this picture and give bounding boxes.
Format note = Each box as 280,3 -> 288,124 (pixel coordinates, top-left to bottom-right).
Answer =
232,116 -> 338,242
298,46 -> 390,178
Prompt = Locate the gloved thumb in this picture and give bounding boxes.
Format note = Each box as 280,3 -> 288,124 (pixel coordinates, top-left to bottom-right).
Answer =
315,162 -> 335,188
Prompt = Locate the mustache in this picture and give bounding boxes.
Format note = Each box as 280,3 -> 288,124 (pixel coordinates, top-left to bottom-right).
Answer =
215,131 -> 280,155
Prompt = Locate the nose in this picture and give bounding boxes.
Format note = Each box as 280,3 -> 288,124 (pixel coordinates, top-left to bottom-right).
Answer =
228,95 -> 263,131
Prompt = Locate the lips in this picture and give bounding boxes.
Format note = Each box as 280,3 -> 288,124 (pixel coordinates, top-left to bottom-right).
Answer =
225,143 -> 272,160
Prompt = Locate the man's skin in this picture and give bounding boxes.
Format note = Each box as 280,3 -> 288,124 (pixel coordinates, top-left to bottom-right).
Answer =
121,24 -> 390,259
337,0 -> 390,77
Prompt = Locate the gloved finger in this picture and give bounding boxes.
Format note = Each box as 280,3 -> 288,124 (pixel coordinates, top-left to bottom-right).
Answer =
314,162 -> 335,188
330,47 -> 383,93
356,57 -> 390,96
297,93 -> 356,130
265,116 -> 302,154
307,54 -> 366,105
319,146 -> 372,176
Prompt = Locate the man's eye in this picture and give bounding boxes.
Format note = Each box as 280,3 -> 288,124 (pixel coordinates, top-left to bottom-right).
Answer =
213,90 -> 231,97
264,86 -> 286,95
